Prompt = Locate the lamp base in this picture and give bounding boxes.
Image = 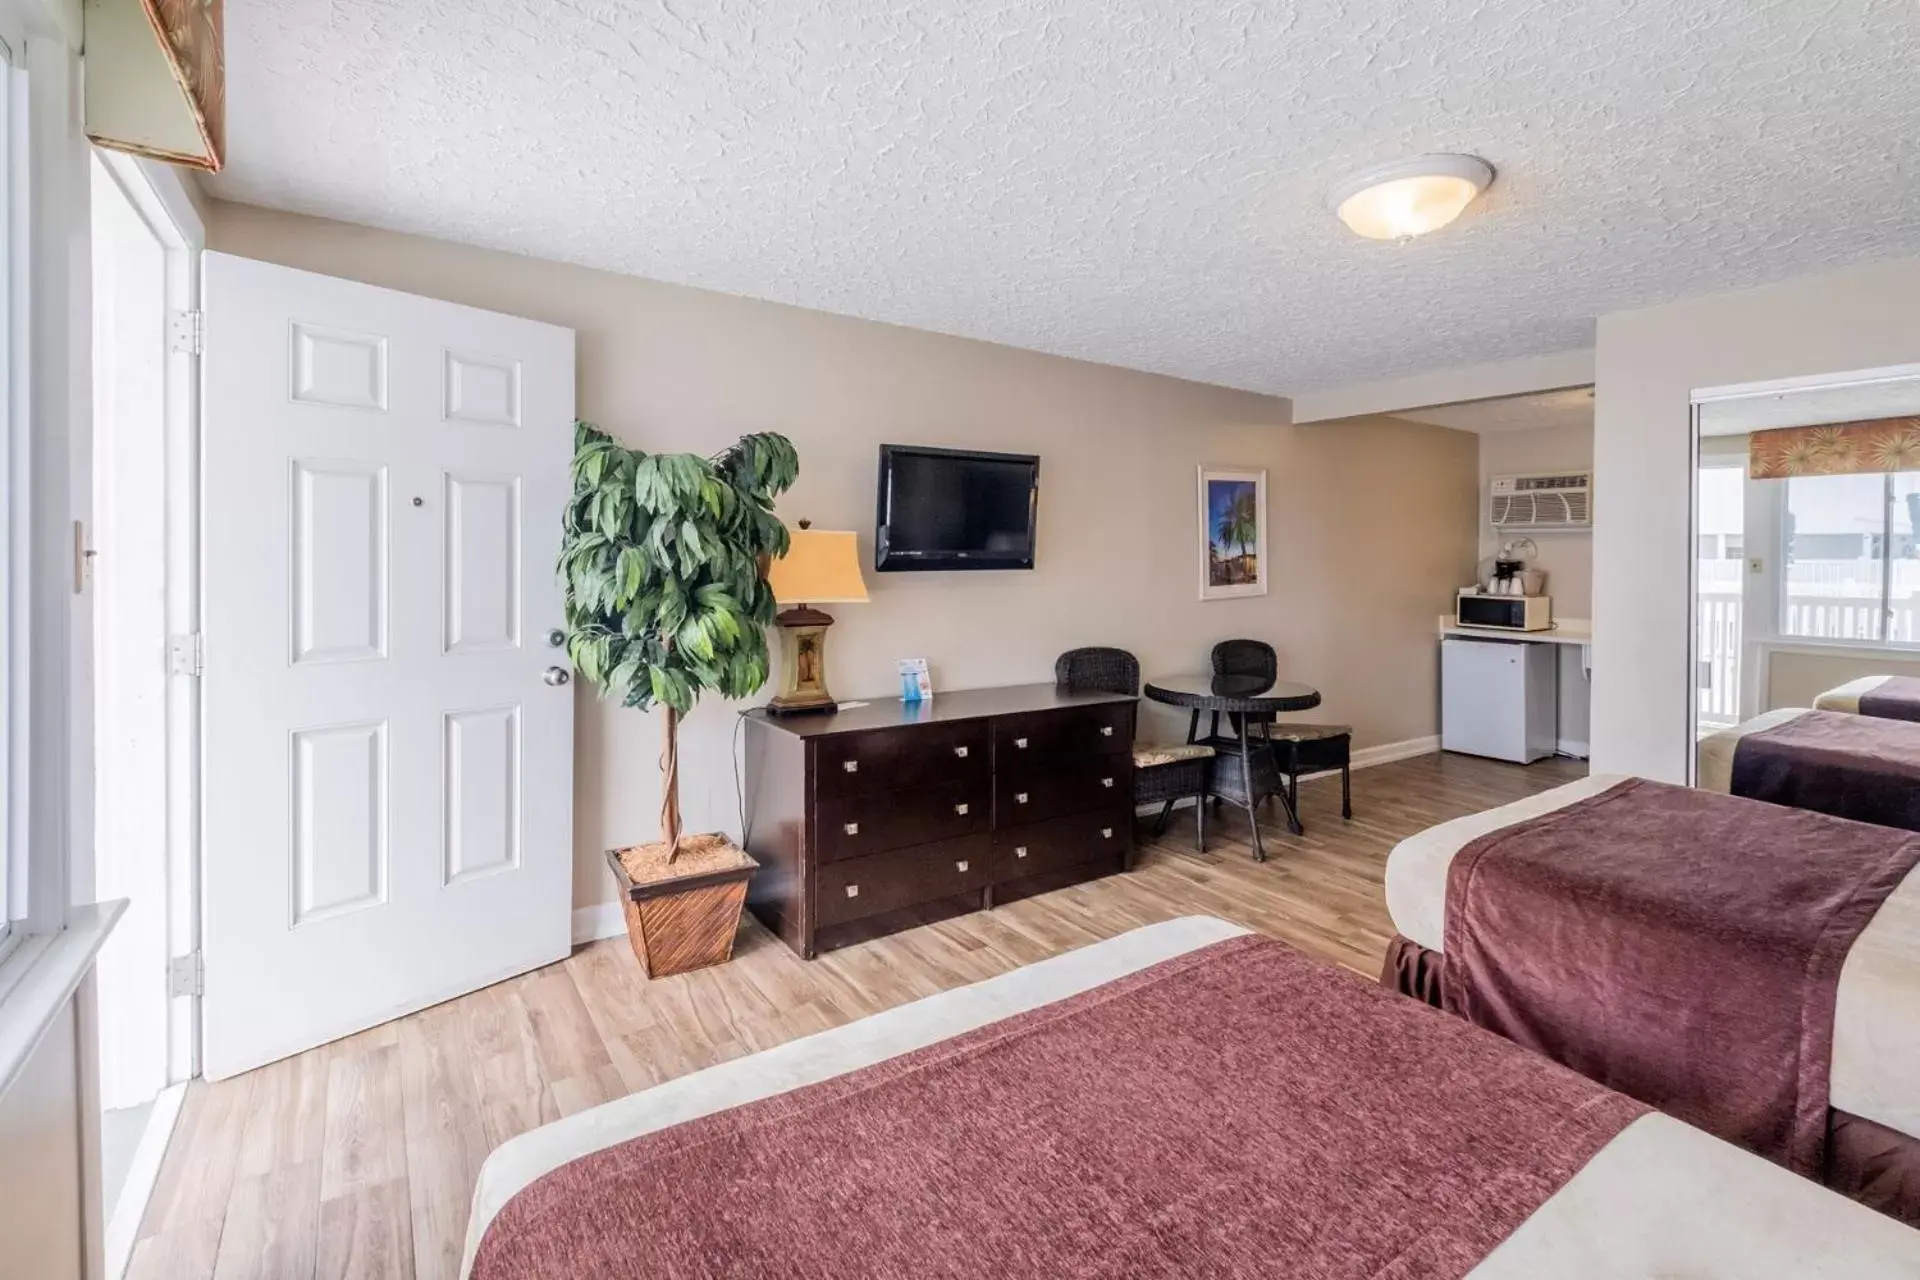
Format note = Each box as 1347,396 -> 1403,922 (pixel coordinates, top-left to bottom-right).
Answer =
768,605 -> 839,717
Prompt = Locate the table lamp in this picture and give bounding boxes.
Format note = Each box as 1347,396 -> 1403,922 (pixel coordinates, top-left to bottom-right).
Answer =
764,522 -> 869,716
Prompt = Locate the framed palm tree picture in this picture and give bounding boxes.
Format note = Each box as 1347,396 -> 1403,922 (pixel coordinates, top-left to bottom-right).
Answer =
1198,466 -> 1268,600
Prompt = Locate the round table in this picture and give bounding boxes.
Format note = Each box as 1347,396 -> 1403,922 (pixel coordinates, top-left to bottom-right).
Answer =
1142,674 -> 1322,860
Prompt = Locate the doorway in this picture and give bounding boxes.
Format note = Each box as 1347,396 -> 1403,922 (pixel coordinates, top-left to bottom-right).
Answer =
89,151 -> 197,1270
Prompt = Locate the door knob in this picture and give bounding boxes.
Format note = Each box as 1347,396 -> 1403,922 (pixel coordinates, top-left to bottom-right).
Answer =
543,667 -> 571,686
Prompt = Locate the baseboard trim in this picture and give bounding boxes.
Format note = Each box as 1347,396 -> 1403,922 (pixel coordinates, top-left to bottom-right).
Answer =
572,901 -> 628,946
105,1081 -> 188,1280
1133,733 -> 1441,812
1349,734 -> 1441,771
1555,738 -> 1590,760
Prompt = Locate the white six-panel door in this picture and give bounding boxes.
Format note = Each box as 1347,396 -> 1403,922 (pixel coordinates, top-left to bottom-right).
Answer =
200,253 -> 575,1080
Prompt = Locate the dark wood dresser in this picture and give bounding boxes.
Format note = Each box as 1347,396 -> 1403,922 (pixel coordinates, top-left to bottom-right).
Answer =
742,684 -> 1137,958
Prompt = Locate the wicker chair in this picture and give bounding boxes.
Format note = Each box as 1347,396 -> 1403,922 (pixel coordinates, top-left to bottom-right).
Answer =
1209,640 -> 1354,823
1209,638 -> 1279,736
1054,647 -> 1214,851
1269,723 -> 1355,820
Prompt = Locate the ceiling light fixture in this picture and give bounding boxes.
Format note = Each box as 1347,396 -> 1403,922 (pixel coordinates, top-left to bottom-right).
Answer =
1327,154 -> 1495,241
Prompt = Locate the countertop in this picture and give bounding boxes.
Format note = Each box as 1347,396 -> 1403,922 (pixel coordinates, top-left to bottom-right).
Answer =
1436,616 -> 1592,647
742,682 -> 1135,737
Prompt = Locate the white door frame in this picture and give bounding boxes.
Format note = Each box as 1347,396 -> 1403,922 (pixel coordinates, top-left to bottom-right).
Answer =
90,150 -> 200,1084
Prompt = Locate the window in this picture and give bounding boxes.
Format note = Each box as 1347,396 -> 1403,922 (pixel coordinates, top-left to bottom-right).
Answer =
1783,471 -> 1920,644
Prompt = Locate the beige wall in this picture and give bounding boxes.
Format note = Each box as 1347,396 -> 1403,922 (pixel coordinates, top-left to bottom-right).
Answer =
207,201 -> 1480,910
1477,424 -> 1594,616
1768,648 -> 1920,711
1477,424 -> 1595,751
1593,255 -> 1920,781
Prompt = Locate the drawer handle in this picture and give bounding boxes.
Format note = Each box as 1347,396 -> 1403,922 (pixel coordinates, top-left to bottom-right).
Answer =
1101,827 -> 1114,839
955,860 -> 969,873
953,745 -> 969,758
843,822 -> 859,836
845,884 -> 860,898
842,760 -> 859,774
1101,777 -> 1114,788
954,802 -> 970,815
1015,792 -> 1029,804
1014,846 -> 1028,859
1014,737 -> 1028,749
1101,725 -> 1114,737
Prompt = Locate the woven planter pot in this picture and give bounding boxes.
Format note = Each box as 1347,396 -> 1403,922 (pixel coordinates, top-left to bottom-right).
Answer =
607,833 -> 758,979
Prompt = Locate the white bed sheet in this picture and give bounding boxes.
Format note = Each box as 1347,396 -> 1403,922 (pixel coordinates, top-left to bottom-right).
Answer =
1385,777 -> 1920,1138
1814,675 -> 1892,715
460,916 -> 1920,1278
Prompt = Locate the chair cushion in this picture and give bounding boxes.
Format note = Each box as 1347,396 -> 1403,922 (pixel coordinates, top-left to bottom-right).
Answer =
1268,723 -> 1352,742
1132,743 -> 1216,768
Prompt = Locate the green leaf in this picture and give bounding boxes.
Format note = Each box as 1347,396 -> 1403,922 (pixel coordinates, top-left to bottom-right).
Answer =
560,420 -> 791,738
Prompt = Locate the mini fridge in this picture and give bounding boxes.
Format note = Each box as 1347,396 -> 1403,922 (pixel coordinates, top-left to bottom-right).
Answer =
1440,637 -> 1559,763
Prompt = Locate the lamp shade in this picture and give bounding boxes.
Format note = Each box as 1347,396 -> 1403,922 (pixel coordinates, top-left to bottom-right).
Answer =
766,529 -> 870,604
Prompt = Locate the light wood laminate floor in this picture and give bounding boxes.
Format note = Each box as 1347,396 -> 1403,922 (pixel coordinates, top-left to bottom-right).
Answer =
131,750 -> 1586,1280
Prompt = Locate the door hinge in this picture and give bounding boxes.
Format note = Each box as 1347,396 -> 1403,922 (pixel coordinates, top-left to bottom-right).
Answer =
167,308 -> 204,356
168,951 -> 203,998
167,632 -> 204,677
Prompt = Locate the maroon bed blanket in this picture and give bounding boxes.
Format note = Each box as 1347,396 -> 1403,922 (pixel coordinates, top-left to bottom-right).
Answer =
1731,708 -> 1920,832
1443,777 -> 1920,1178
1861,676 -> 1920,723
473,935 -> 1645,1280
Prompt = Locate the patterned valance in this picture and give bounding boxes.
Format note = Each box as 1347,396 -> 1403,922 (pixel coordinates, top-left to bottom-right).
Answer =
1749,417 -> 1920,479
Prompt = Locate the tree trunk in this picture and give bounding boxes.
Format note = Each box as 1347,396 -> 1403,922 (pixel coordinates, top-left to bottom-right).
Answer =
660,705 -> 683,863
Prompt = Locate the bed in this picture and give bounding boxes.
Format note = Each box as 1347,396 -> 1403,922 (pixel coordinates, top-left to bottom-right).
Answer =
1384,775 -> 1920,1222
1815,674 -> 1920,722
1697,706 -> 1920,830
460,916 -> 1920,1277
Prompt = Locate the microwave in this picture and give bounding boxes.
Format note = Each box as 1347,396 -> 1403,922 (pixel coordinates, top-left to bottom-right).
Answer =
1456,593 -> 1552,632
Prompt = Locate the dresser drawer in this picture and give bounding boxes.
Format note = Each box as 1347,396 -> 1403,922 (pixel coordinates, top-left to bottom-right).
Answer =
817,781 -> 988,863
996,759 -> 1127,825
995,702 -> 1133,768
992,808 -> 1131,882
815,721 -> 990,798
816,836 -> 990,928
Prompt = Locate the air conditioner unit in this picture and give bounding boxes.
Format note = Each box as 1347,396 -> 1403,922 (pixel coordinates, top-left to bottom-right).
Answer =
1490,471 -> 1592,531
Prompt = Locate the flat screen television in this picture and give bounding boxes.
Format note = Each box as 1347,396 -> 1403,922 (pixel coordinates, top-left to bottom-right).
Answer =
874,444 -> 1040,572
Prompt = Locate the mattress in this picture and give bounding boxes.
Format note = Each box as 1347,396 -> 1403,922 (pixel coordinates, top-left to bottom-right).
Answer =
1385,777 -> 1920,1139
1815,676 -> 1892,714
1696,706 -> 1808,793
461,916 -> 1920,1278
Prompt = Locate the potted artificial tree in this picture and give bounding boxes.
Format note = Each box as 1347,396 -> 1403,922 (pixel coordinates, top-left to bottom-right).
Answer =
560,421 -> 798,978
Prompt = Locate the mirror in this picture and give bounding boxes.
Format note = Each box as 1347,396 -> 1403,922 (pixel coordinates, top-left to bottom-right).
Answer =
1690,369 -> 1920,782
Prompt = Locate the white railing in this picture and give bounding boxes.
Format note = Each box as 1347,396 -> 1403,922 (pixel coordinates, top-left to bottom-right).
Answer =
1698,566 -> 1920,728
1784,598 -> 1912,642
1699,558 -> 1920,648
1696,592 -> 1742,725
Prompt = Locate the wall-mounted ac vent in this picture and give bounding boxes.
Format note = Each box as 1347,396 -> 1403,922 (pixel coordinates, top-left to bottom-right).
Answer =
1490,471 -> 1592,530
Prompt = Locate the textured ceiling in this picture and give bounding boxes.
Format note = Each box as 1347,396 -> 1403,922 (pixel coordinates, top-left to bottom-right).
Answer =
207,0 -> 1920,396
1698,374 -> 1920,437
1393,387 -> 1594,435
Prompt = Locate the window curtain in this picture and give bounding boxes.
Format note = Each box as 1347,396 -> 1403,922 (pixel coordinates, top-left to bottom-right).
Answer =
1749,417 -> 1920,479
